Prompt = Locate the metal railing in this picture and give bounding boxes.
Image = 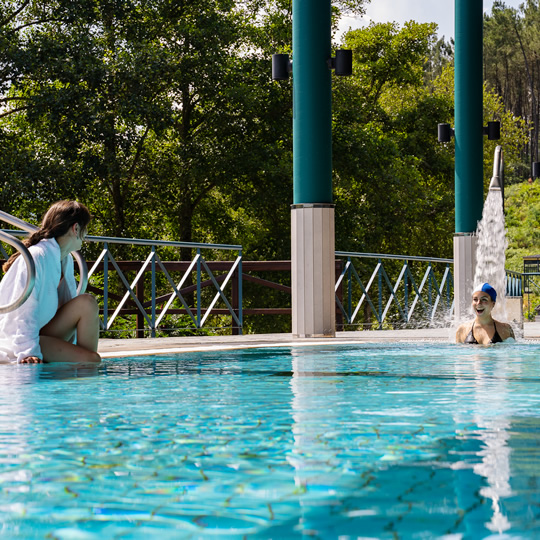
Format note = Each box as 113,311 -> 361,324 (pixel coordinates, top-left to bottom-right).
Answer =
506,270 -> 523,297
0,230 -> 36,314
335,252 -> 454,328
0,209 -> 88,295
86,236 -> 243,336
1,225 -> 243,336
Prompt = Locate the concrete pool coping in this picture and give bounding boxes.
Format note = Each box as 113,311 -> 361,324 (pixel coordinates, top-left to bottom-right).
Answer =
97,321 -> 540,358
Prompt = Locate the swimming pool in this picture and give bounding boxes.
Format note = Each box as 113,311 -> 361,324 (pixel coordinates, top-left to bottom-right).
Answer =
1,342 -> 540,539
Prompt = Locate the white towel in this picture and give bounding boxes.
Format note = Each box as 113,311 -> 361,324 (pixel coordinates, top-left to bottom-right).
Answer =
0,238 -> 76,363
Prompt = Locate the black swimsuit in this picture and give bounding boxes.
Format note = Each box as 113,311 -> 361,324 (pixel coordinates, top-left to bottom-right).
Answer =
464,322 -> 503,344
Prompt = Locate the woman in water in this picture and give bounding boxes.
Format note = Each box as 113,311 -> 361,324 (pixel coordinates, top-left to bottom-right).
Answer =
0,200 -> 101,364
456,283 -> 515,344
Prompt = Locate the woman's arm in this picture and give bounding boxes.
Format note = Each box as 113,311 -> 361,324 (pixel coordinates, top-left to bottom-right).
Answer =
501,322 -> 516,341
455,324 -> 468,343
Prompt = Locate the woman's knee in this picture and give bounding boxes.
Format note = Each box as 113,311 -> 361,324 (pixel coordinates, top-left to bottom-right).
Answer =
84,350 -> 102,363
73,293 -> 99,315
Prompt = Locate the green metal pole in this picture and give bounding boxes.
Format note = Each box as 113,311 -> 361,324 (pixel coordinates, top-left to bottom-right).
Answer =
292,0 -> 332,204
455,0 -> 484,233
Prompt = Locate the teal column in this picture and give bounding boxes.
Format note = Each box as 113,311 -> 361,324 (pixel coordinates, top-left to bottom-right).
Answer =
293,0 -> 332,204
455,0 -> 484,233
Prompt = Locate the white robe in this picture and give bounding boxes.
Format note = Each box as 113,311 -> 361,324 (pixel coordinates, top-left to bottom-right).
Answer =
0,238 -> 77,363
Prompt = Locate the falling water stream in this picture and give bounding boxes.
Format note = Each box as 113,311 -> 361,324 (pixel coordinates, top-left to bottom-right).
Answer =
473,187 -> 508,320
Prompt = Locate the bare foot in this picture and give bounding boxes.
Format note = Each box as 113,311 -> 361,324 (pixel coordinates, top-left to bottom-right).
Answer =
20,356 -> 43,364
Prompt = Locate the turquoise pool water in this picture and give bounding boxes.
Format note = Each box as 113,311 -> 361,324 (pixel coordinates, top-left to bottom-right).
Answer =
1,342 -> 540,539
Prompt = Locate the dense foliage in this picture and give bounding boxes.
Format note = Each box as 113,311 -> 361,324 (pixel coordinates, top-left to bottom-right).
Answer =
484,0 -> 540,170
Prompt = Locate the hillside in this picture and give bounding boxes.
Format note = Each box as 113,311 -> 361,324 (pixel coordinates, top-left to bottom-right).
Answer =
505,181 -> 540,273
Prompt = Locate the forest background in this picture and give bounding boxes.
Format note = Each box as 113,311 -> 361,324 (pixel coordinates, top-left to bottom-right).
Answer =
0,0 -> 539,331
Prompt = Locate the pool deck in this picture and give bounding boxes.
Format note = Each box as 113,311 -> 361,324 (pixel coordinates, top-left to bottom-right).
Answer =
97,322 -> 540,358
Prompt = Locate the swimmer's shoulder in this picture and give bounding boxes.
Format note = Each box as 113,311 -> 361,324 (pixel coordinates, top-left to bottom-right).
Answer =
455,321 -> 473,343
495,320 -> 516,341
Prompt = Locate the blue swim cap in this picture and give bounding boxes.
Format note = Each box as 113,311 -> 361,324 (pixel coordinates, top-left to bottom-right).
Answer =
477,283 -> 497,302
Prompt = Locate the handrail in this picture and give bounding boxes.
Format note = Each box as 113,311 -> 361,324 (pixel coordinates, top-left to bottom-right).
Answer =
0,210 -> 35,233
4,229 -> 241,251
0,231 -> 36,314
3,226 -> 244,334
506,269 -> 523,297
0,210 -> 88,296
338,251 -> 521,295
82,235 -> 242,251
335,251 -> 453,264
334,252 -> 454,328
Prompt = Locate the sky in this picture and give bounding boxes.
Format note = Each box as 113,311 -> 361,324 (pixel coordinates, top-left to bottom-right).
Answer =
338,0 -> 526,42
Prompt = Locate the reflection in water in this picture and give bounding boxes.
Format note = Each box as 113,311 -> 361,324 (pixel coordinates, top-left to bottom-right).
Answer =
0,366 -> 39,489
288,348 -> 339,483
287,348 -> 342,533
39,363 -> 100,380
456,353 -> 516,534
287,346 -> 528,536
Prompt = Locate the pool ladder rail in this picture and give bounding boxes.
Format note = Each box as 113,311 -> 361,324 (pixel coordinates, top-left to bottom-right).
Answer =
0,210 -> 88,314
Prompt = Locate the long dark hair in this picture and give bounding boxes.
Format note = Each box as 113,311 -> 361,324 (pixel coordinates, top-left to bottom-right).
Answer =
3,200 -> 91,272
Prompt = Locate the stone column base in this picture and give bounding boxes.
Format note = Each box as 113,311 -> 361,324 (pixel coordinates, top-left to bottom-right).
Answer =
291,204 -> 335,338
453,233 -> 477,321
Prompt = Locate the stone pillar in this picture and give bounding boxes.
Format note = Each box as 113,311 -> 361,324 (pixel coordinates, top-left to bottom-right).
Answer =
292,204 -> 335,337
453,233 -> 477,320
291,0 -> 335,338
453,0 -> 483,317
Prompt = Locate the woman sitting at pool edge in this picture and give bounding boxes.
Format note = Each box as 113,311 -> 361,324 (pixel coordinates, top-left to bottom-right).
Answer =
456,283 -> 515,344
0,200 -> 101,364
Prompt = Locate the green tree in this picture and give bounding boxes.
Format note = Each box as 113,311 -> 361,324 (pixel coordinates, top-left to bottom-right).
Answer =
484,0 -> 540,167
1,0 -> 183,236
332,22 -> 455,258
424,35 -> 453,85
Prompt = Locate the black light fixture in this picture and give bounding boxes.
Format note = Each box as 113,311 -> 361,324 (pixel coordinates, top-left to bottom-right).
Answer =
438,121 -> 501,142
328,49 -> 353,76
272,54 -> 292,81
438,123 -> 454,143
272,49 -> 352,80
533,162 -> 540,179
483,121 -> 501,140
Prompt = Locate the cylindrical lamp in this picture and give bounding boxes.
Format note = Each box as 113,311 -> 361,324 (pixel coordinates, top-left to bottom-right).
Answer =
272,54 -> 291,80
334,49 -> 352,76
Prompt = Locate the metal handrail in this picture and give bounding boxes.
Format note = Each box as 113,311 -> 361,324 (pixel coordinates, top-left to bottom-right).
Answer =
336,251 -> 453,264
3,225 -> 244,334
0,210 -> 88,296
3,214 -> 525,332
84,241 -> 243,336
0,231 -> 36,314
335,252 -> 454,328
335,251 -> 523,328
5,229 -> 239,249
506,269 -> 523,297
80,235 -> 242,251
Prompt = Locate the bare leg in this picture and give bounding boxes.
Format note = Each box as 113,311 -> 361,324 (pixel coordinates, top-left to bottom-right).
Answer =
39,294 -> 101,363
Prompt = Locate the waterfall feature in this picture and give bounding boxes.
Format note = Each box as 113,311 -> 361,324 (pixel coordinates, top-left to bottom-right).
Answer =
473,146 -> 508,320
